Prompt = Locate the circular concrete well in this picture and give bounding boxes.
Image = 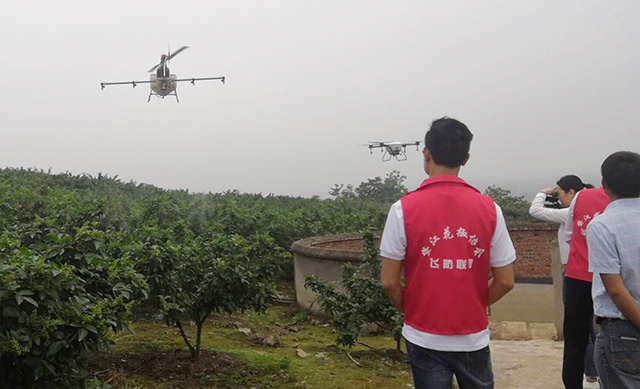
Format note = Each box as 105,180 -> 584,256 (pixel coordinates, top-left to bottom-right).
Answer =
291,233 -> 366,311
291,225 -> 562,331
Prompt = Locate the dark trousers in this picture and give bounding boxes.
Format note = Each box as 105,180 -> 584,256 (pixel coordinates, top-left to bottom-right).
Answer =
562,270 -> 598,379
595,319 -> 640,388
563,276 -> 594,388
405,339 -> 493,389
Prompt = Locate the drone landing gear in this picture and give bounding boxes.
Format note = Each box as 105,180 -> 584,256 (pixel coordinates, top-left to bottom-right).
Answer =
381,152 -> 407,162
147,90 -> 179,103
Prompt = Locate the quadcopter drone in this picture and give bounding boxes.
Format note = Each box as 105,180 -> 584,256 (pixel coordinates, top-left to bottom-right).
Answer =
365,141 -> 421,162
100,46 -> 225,102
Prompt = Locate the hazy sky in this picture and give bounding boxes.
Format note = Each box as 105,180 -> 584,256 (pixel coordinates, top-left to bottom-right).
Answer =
2,1 -> 639,197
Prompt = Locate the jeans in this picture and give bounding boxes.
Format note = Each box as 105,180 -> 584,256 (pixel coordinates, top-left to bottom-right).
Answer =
563,276 -> 597,388
405,339 -> 493,389
595,319 -> 640,388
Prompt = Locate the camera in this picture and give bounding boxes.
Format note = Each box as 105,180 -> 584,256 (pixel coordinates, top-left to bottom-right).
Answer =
544,193 -> 563,209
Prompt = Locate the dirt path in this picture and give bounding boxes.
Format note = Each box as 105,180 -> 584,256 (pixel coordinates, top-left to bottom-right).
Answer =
492,339 -> 563,388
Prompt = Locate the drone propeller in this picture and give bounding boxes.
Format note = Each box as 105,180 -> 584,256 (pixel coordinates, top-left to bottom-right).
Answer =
148,46 -> 189,73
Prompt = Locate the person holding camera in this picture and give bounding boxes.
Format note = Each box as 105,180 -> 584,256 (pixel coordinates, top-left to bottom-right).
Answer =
529,175 -> 600,388
529,175 -> 594,273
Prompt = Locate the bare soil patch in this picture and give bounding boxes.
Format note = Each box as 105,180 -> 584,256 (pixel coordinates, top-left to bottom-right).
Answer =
89,349 -> 242,386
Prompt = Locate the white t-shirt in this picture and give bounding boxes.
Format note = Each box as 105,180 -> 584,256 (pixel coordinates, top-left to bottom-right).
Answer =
380,200 -> 516,352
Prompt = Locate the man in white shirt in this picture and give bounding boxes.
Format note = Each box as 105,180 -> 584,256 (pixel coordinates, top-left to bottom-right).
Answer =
380,117 -> 516,389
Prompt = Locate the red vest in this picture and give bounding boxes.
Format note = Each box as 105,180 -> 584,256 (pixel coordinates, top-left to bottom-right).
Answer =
401,176 -> 497,335
565,187 -> 610,282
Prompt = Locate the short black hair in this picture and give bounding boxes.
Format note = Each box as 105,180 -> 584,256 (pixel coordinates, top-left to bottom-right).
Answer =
601,151 -> 640,198
424,117 -> 473,168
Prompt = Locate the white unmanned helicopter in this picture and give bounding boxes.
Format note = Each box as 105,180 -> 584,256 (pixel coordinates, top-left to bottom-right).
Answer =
100,46 -> 225,102
365,141 -> 421,162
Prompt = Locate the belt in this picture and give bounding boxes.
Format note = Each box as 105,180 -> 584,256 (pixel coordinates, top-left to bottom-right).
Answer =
596,316 -> 623,325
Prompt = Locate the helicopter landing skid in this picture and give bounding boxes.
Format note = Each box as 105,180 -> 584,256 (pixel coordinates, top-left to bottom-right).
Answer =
148,90 -> 179,103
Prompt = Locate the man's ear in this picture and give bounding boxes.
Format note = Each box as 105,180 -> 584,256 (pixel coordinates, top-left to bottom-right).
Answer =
424,148 -> 432,162
602,179 -> 616,201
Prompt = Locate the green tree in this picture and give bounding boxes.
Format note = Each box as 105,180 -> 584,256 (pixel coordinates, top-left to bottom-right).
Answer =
484,185 -> 537,224
157,233 -> 286,359
0,197 -> 147,388
305,230 -> 404,350
330,171 -> 408,204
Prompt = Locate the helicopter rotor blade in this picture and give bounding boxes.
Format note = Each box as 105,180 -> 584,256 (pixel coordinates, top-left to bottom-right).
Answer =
148,63 -> 161,73
147,46 -> 188,73
168,46 -> 189,60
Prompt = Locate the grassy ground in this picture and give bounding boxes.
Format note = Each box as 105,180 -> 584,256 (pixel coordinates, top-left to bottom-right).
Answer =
89,305 -> 413,388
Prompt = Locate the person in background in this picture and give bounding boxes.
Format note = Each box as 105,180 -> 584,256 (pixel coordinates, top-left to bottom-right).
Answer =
380,117 -> 516,389
529,175 -> 594,275
563,179 -> 610,388
587,151 -> 640,388
530,176 -> 599,387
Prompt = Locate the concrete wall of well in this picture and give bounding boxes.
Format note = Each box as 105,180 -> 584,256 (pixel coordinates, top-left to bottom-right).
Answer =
292,224 -> 564,327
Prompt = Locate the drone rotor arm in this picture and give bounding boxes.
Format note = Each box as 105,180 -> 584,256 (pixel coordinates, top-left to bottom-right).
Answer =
174,76 -> 226,84
100,80 -> 153,89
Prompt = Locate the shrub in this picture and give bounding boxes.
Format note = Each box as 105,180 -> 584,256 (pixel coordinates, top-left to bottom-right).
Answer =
0,249 -> 141,388
0,191 -> 147,388
157,233 -> 287,359
305,230 -> 403,349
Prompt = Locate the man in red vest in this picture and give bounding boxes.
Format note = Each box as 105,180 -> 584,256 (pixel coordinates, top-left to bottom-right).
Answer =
562,185 -> 610,388
381,117 -> 516,388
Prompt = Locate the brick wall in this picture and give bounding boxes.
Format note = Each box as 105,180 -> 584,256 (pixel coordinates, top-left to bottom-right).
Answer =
508,223 -> 557,283
303,224 -> 559,284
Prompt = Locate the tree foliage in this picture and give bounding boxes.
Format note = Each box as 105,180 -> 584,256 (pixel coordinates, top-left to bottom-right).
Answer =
0,187 -> 147,388
483,185 -> 538,224
156,233 -> 286,359
0,167 -> 540,384
304,230 -> 403,349
330,170 -> 408,204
